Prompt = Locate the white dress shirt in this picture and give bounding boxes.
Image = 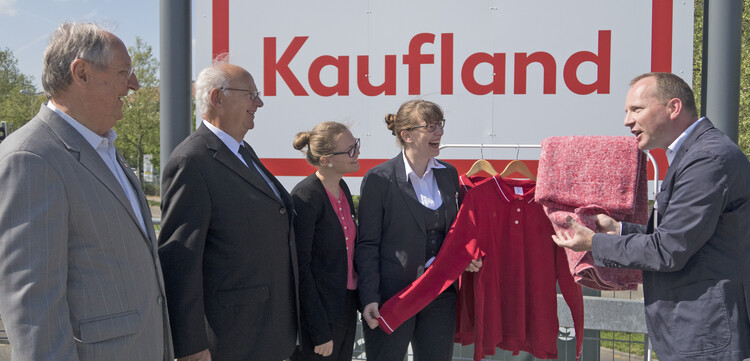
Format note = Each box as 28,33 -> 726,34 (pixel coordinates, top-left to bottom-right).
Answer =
48,102 -> 147,233
666,117 -> 704,165
403,150 -> 446,210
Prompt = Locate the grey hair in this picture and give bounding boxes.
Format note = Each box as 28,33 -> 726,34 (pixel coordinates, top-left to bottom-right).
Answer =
42,22 -> 114,98
194,55 -> 232,117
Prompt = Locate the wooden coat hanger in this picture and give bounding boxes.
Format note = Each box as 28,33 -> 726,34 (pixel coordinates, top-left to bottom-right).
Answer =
466,145 -> 498,177
500,145 -> 536,180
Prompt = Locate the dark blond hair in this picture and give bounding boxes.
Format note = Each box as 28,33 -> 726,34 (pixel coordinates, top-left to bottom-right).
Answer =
293,121 -> 350,166
385,100 -> 444,146
631,72 -> 698,118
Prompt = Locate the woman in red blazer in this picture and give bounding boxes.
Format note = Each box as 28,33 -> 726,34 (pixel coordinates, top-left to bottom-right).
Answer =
290,121 -> 361,361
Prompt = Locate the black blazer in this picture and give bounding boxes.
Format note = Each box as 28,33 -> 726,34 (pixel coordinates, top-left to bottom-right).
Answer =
158,124 -> 300,361
355,153 -> 460,307
291,173 -> 357,346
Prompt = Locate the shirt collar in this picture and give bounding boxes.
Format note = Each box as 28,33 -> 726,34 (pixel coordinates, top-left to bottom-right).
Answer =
666,117 -> 704,165
402,150 -> 446,179
203,119 -> 244,152
47,102 -> 116,151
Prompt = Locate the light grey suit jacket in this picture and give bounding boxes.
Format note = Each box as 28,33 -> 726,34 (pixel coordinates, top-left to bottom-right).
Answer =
0,105 -> 173,361
593,118 -> 750,361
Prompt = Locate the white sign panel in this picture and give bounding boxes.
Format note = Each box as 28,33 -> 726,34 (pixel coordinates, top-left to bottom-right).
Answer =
195,0 -> 694,192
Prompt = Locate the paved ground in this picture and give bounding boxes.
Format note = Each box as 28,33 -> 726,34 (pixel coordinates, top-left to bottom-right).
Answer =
0,341 -> 645,361
147,195 -> 161,219
0,318 -> 7,361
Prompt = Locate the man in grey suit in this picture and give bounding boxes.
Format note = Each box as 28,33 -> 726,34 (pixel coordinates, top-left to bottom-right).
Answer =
158,60 -> 299,361
554,72 -> 750,361
0,22 -> 173,360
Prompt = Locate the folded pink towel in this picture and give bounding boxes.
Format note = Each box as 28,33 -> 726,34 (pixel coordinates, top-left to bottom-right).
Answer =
536,136 -> 648,291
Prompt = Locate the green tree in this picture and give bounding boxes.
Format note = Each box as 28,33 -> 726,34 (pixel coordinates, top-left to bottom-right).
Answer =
693,0 -> 750,157
0,48 -> 41,135
114,37 -> 160,189
739,0 -> 750,156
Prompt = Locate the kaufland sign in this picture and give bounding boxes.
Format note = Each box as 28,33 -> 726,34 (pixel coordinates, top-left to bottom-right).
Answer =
195,0 -> 694,192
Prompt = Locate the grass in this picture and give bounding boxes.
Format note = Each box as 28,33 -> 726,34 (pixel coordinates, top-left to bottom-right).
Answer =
599,331 -> 658,359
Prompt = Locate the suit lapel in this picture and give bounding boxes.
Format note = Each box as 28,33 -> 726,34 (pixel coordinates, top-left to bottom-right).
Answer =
313,176 -> 347,249
434,166 -> 458,234
243,142 -> 291,209
41,107 -> 154,246
395,154 -> 427,235
116,150 -> 157,243
198,125 -> 283,205
659,118 -> 714,193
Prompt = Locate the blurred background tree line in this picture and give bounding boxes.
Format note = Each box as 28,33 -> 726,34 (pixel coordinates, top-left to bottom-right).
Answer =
0,2 -> 749,191
0,37 -> 166,195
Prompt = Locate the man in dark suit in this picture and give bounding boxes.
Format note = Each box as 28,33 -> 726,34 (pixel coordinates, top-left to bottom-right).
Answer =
554,72 -> 750,361
158,60 -> 299,361
0,22 -> 172,360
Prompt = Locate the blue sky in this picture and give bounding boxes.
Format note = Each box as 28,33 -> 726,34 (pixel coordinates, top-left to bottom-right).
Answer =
0,0 -> 179,90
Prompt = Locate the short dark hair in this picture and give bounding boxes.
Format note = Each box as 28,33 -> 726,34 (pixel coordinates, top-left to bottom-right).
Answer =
630,72 -> 698,118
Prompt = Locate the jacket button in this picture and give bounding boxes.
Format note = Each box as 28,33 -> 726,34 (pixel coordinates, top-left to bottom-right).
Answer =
279,207 -> 286,215
157,295 -> 164,305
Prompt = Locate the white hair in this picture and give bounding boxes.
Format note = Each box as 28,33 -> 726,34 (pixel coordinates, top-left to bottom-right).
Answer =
42,22 -> 114,98
194,59 -> 232,117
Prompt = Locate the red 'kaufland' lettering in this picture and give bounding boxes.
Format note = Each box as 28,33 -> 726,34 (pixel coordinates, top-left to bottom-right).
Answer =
514,52 -> 557,94
309,56 -> 349,96
462,53 -> 507,95
564,30 -> 611,94
264,36 -> 309,96
358,55 -> 397,96
264,30 -> 611,96
441,33 -> 453,95
402,33 -> 436,95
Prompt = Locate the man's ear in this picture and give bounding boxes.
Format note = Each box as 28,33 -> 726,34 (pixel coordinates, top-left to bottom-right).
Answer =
667,98 -> 683,120
70,58 -> 88,84
210,88 -> 223,108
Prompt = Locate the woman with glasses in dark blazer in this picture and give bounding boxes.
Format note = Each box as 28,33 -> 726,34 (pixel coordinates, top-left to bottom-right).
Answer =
355,100 -> 482,361
290,121 -> 361,361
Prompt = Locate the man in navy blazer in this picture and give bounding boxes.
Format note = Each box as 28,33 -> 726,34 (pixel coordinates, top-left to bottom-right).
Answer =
158,60 -> 299,361
554,72 -> 750,361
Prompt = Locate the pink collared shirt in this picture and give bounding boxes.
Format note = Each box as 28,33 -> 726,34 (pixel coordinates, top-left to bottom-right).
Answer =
326,187 -> 358,290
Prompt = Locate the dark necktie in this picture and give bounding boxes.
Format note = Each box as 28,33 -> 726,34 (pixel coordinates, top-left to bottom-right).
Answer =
238,144 -> 279,199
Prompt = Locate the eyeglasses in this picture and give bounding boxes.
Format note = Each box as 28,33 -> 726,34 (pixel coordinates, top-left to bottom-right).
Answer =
111,66 -> 136,79
330,138 -> 361,158
221,87 -> 262,101
409,119 -> 445,133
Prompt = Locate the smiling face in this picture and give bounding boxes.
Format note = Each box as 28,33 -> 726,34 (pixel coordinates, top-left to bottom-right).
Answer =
214,64 -> 264,141
325,130 -> 361,175
623,76 -> 676,151
85,34 -> 139,135
403,117 -> 444,159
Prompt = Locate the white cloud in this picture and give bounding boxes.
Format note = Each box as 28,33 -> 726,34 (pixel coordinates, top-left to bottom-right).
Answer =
0,0 -> 18,16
